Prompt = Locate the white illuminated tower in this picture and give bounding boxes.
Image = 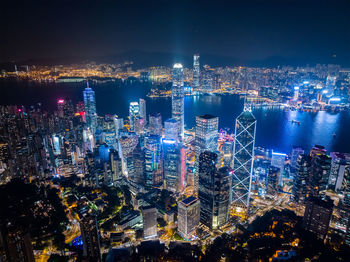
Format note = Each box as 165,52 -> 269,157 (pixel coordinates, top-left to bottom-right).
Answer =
83,81 -> 98,133
139,98 -> 146,124
193,54 -> 200,89
293,86 -> 299,100
172,63 -> 185,138
232,104 -> 256,209
129,102 -> 140,132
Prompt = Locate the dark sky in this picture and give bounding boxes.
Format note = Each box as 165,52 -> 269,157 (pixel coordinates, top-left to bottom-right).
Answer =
1,0 -> 350,64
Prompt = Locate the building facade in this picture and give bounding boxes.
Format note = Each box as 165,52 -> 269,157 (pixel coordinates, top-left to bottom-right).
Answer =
232,106 -> 256,208
194,114 -> 219,194
178,196 -> 200,239
172,63 -> 185,138
83,82 -> 98,133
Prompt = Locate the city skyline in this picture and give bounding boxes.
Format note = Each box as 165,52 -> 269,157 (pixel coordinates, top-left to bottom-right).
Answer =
1,0 -> 350,67
1,0 -> 350,260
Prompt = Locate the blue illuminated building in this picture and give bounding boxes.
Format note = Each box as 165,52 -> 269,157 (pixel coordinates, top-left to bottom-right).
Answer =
83,81 -> 98,133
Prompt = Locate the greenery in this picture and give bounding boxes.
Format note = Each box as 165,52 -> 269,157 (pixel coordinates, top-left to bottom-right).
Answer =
0,179 -> 68,248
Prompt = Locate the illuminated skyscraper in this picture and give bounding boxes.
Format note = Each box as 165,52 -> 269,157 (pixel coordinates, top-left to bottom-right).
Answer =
79,212 -> 101,262
310,154 -> 332,196
302,196 -> 333,240
194,114 -> 219,194
290,146 -> 305,168
232,105 -> 256,208
293,86 -> 300,100
164,118 -> 178,141
139,98 -> 146,124
292,154 -> 311,203
113,115 -> 124,139
178,196 -> 200,239
329,152 -> 350,191
193,54 -> 200,89
271,151 -> 286,186
129,102 -> 140,132
142,206 -> 157,239
144,135 -> 162,187
83,81 -> 98,133
163,138 -> 183,193
198,151 -> 231,229
172,63 -> 184,138
149,113 -> 162,136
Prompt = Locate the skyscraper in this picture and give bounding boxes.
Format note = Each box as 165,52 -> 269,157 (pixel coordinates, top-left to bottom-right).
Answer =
79,212 -> 101,262
193,54 -> 200,89
139,98 -> 146,124
290,146 -> 305,169
113,115 -> 124,139
0,225 -> 35,262
310,154 -> 332,196
163,138 -> 185,193
266,166 -> 280,195
142,206 -> 157,239
164,118 -> 178,141
194,114 -> 219,194
144,135 -> 162,187
292,154 -> 312,203
198,151 -> 231,229
178,196 -> 200,239
129,102 -> 140,132
149,113 -> 162,136
232,105 -> 256,208
271,151 -> 286,186
329,152 -> 350,191
172,63 -> 184,138
302,196 -> 333,240
83,81 -> 98,133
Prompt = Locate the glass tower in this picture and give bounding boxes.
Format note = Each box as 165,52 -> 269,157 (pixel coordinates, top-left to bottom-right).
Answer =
193,54 -> 200,89
129,102 -> 140,132
164,118 -> 178,141
83,81 -> 98,133
194,114 -> 219,194
144,135 -> 162,187
232,105 -> 256,208
149,113 -> 162,136
172,63 -> 184,138
198,151 -> 231,229
163,138 -> 181,193
139,98 -> 146,124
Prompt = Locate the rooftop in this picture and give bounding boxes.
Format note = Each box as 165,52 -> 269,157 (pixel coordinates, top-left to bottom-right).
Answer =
198,114 -> 217,120
181,196 -> 198,206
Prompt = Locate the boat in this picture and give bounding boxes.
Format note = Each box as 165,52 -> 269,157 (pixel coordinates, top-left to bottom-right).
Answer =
291,120 -> 300,125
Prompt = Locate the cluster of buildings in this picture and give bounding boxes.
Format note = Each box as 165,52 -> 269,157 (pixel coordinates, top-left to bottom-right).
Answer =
2,55 -> 350,261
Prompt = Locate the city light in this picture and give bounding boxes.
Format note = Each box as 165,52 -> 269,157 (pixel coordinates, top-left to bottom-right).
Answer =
1,2 -> 350,259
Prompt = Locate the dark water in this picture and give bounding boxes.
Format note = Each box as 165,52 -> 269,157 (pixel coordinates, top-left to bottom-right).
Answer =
1,79 -> 350,154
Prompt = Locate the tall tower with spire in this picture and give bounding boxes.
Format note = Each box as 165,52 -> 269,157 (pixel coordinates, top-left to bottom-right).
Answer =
231,104 -> 256,209
83,80 -> 98,133
193,54 -> 200,89
172,63 -> 185,138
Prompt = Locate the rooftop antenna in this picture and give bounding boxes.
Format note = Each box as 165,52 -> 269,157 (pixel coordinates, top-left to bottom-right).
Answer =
86,79 -> 89,88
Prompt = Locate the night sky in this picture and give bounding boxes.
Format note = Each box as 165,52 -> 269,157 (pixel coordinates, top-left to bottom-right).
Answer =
1,0 -> 350,65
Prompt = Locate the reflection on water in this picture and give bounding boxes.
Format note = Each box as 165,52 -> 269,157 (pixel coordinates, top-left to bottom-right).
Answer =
0,79 -> 349,154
